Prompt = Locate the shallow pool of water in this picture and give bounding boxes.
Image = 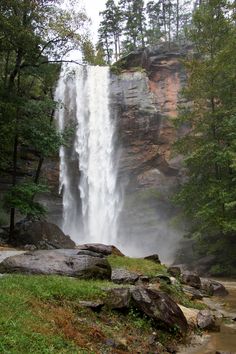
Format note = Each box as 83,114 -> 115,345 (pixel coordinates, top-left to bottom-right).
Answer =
180,279 -> 236,354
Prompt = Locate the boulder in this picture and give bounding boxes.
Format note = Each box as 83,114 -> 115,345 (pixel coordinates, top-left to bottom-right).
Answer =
77,243 -> 124,256
105,288 -> 131,309
104,337 -> 128,351
131,287 -> 188,334
12,220 -> 75,249
168,266 -> 181,278
180,271 -> 201,289
154,274 -> 172,284
0,249 -> 111,279
111,268 -> 139,284
76,249 -> 105,258
79,300 -> 104,312
201,278 -> 228,297
178,305 -> 199,327
0,250 -> 26,264
183,285 -> 204,300
144,254 -> 161,264
197,310 -> 216,330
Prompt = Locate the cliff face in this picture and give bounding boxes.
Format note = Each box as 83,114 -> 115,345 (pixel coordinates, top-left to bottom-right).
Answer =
110,46 -> 188,261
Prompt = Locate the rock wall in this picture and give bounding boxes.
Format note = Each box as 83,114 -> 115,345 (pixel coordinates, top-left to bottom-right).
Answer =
109,45 -> 189,261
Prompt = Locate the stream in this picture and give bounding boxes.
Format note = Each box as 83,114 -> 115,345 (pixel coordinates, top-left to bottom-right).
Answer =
179,279 -> 236,354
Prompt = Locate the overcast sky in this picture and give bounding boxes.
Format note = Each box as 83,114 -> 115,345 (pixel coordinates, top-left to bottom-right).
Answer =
82,0 -> 107,42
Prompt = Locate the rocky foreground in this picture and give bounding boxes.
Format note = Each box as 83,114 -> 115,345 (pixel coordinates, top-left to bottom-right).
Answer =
0,221 -> 235,353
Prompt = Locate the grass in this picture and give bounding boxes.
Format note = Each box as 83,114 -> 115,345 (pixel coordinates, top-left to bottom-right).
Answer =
0,275 -> 112,353
0,274 -> 178,353
0,275 -> 109,301
108,255 -> 168,277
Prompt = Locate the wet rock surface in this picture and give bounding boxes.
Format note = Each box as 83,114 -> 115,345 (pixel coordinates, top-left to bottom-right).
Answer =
0,249 -> 111,279
131,287 -> 188,334
144,254 -> 161,263
197,309 -> 217,330
77,243 -> 124,256
109,45 -> 188,260
180,271 -> 201,289
111,268 -> 140,284
105,288 -> 131,309
201,278 -> 229,297
168,266 -> 181,278
182,285 -> 204,300
12,220 -> 75,249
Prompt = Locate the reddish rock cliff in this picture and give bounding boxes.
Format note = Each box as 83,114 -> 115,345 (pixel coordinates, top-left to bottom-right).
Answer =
110,45 -> 188,261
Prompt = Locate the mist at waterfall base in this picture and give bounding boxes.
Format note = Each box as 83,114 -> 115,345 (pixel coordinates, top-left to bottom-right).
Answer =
55,64 -> 182,264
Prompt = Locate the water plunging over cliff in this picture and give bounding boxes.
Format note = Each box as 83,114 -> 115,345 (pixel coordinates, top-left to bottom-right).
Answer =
55,65 -> 121,244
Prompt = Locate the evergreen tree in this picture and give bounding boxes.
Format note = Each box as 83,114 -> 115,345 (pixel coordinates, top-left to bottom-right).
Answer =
146,0 -> 193,46
173,0 -> 192,43
82,39 -> 106,65
98,0 -> 122,62
146,1 -> 163,44
175,0 -> 236,270
119,0 -> 146,53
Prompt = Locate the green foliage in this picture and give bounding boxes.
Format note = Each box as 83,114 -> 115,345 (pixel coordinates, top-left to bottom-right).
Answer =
98,0 -> 122,63
128,307 -> 152,330
119,0 -> 146,53
4,182 -> 48,219
108,255 -> 168,277
0,0 -> 88,229
210,263 -> 236,277
98,0 -> 193,62
82,39 -> 106,66
174,0 -> 236,264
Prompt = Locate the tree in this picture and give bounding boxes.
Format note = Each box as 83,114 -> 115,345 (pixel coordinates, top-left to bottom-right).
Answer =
146,0 -> 163,45
119,0 -> 146,53
82,39 -> 106,65
175,0 -> 236,270
0,0 -> 88,237
174,0 -> 192,43
98,0 -> 122,63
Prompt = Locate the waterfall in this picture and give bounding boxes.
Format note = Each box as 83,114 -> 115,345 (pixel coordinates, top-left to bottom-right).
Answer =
55,65 -> 121,245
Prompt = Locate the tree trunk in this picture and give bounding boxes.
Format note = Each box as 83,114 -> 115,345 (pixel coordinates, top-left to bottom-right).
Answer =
34,156 -> 44,184
176,0 -> 179,41
9,135 -> 18,241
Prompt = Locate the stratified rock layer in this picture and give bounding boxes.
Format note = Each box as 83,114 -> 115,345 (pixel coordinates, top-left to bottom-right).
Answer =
110,45 -> 188,260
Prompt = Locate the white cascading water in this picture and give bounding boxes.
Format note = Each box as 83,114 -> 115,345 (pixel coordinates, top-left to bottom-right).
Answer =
55,65 -> 121,245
